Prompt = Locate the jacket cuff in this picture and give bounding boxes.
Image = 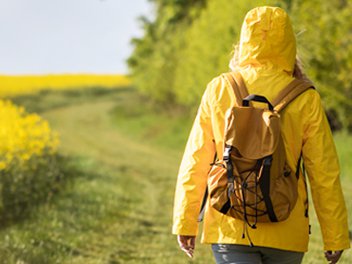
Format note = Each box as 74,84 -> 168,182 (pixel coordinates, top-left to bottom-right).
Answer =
172,219 -> 199,236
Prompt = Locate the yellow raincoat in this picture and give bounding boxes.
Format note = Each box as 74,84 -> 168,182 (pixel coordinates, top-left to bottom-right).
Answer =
172,6 -> 350,252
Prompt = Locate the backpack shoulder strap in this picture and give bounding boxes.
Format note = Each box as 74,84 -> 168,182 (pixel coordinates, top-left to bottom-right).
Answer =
273,79 -> 315,112
223,72 -> 249,106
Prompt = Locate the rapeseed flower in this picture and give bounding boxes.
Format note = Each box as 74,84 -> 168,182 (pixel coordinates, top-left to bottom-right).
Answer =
0,100 -> 59,170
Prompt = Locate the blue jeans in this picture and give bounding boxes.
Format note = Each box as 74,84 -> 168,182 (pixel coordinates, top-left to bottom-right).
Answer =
212,244 -> 304,264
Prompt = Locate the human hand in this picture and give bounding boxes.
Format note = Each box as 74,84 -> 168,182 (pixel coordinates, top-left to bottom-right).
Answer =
177,235 -> 196,258
324,250 -> 343,264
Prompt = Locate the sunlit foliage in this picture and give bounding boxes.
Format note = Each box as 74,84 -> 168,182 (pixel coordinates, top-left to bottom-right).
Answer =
129,0 -> 352,130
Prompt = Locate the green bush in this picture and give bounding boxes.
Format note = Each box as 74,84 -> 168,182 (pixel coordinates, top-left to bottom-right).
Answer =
0,151 -> 63,223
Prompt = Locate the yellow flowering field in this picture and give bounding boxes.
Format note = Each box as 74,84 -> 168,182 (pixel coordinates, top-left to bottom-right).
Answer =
0,74 -> 131,97
0,99 -> 60,220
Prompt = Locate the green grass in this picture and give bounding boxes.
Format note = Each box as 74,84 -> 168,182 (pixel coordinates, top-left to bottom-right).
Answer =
0,87 -> 350,263
334,132 -> 352,179
9,86 -> 131,114
108,91 -> 195,151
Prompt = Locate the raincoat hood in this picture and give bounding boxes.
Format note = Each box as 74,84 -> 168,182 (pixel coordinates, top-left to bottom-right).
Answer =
238,6 -> 296,73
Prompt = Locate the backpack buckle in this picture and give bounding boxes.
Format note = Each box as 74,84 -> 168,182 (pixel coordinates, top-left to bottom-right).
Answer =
223,146 -> 232,161
263,156 -> 273,166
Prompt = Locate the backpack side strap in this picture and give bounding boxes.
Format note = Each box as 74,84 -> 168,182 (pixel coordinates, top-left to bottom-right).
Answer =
231,72 -> 250,99
223,72 -> 249,106
273,79 -> 315,113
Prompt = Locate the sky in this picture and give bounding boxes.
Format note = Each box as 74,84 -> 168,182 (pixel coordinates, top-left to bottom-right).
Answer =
0,0 -> 153,75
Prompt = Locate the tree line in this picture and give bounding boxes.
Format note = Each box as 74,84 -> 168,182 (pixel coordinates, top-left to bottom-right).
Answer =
128,0 -> 352,131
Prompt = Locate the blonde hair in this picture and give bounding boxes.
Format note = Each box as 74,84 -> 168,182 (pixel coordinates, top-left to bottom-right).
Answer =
292,57 -> 306,79
229,44 -> 240,72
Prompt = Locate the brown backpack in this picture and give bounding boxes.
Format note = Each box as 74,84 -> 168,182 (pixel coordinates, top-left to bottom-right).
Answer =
208,72 -> 314,229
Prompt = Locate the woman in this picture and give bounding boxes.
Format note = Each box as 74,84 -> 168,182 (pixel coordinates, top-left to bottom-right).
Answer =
172,6 -> 350,264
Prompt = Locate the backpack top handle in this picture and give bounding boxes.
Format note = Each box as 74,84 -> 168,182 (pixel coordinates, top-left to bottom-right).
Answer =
243,94 -> 274,111
224,72 -> 314,112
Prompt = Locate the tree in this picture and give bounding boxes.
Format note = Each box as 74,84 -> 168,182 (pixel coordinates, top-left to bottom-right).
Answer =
128,0 -> 352,131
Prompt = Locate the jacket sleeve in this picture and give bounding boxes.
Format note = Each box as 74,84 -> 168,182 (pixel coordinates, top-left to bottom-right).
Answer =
302,90 -> 350,251
172,81 -> 216,236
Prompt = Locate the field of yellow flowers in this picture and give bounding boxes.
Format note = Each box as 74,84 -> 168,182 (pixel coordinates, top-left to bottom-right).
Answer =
0,74 -> 131,97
